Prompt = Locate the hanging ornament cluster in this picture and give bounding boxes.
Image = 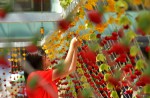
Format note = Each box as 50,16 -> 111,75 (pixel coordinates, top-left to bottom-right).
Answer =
0,0 -> 150,97
42,0 -> 150,97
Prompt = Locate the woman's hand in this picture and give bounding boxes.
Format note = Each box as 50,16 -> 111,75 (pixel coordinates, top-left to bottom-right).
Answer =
70,37 -> 79,49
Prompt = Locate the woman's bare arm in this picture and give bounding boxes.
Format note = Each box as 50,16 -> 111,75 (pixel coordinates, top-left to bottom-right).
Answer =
52,37 -> 78,81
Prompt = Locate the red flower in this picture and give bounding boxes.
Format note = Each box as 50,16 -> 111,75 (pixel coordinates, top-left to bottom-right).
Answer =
93,64 -> 99,70
125,64 -> 133,69
124,90 -> 133,94
87,78 -> 92,82
140,75 -> 150,84
69,74 -> 74,78
123,24 -> 130,30
99,42 -> 104,46
0,9 -> 7,19
58,19 -> 70,31
26,44 -> 38,53
110,36 -> 118,40
105,36 -> 111,40
102,92 -> 107,97
96,34 -> 101,38
118,28 -> 124,38
98,73 -> 104,78
99,88 -> 103,91
145,46 -> 150,52
122,67 -> 130,73
136,28 -> 145,36
84,73 -> 90,77
122,80 -> 128,87
134,70 -> 142,76
115,54 -> 127,63
130,74 -> 137,81
75,86 -> 82,89
108,77 -> 120,87
130,58 -> 135,64
112,32 -> 118,37
136,81 -> 146,86
107,43 -> 127,54
102,39 -> 107,44
85,50 -> 96,63
87,10 -> 102,24
0,56 -> 9,68
87,66 -> 92,70
136,94 -> 143,98
95,80 -> 99,84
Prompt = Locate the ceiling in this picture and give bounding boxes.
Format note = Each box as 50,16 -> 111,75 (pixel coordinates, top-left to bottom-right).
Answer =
0,12 -> 62,40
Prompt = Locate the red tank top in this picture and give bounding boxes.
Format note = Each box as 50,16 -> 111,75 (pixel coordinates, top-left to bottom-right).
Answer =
26,69 -> 58,98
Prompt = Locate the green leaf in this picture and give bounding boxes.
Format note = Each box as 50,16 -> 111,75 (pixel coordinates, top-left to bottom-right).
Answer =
130,45 -> 139,57
115,0 -> 128,13
137,11 -> 150,33
80,88 -> 93,98
99,63 -> 110,72
88,42 -> 99,52
104,73 -> 111,81
96,54 -> 106,62
53,61 -> 65,74
144,65 -> 150,76
119,15 -> 131,25
144,84 -> 150,94
135,59 -> 145,70
110,91 -> 119,98
89,33 -> 97,40
107,83 -> 114,90
114,70 -> 121,79
126,29 -> 137,41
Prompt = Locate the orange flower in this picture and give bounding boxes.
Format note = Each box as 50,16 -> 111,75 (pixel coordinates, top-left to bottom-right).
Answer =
133,0 -> 142,5
84,4 -> 93,10
95,23 -> 106,33
107,16 -> 115,24
144,0 -> 150,8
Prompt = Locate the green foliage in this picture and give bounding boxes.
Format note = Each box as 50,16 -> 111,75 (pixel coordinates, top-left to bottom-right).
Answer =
110,90 -> 119,98
96,53 -> 106,62
60,0 -> 72,9
130,45 -> 139,57
135,59 -> 145,70
104,73 -> 111,81
144,84 -> 150,94
99,63 -> 110,72
137,11 -> 150,33
88,41 -> 100,52
53,61 -> 65,74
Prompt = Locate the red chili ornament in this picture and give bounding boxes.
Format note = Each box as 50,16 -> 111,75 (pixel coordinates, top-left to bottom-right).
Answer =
87,10 -> 102,24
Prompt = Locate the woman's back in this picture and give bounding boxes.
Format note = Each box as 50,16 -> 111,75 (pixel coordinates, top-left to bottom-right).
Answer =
26,69 -> 58,98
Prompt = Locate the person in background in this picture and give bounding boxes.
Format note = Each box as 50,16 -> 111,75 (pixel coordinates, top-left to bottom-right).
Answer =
24,37 -> 78,98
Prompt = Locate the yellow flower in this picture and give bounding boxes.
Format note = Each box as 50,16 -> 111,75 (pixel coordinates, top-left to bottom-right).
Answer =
115,17 -> 120,25
79,14 -> 84,19
77,62 -> 81,67
78,25 -> 85,30
107,16 -> 115,24
77,68 -> 84,74
70,21 -> 76,27
106,0 -> 115,12
83,83 -> 90,88
80,76 -> 87,82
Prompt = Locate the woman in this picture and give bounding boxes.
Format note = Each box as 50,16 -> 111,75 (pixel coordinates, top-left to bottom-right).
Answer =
24,37 -> 78,98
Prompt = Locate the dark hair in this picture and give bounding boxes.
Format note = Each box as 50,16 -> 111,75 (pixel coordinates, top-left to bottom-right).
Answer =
24,47 -> 46,83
